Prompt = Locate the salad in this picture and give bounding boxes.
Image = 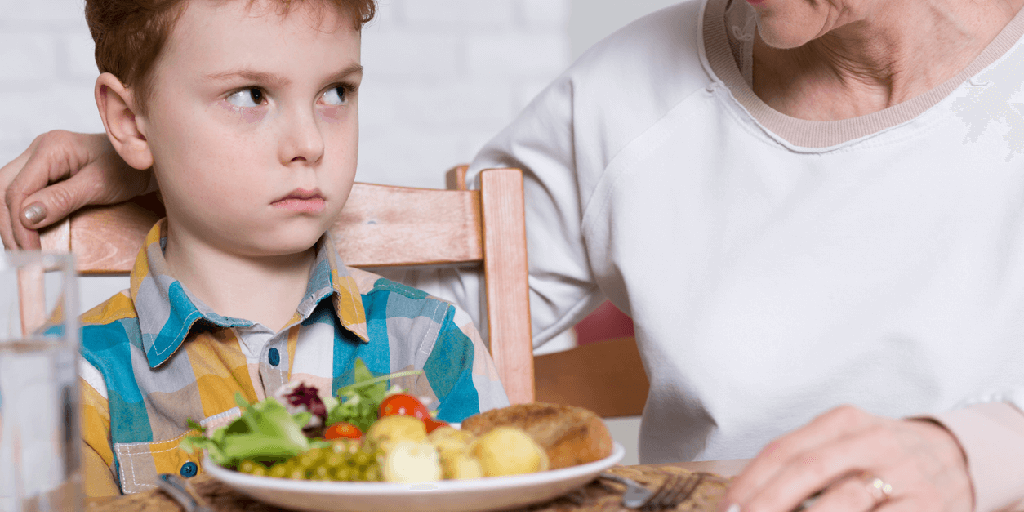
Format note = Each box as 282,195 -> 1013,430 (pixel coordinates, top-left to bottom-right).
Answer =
182,359 -> 451,482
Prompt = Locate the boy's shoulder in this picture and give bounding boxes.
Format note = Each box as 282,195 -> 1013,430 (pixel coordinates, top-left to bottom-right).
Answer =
347,266 -> 450,304
342,266 -> 475,329
80,289 -> 142,351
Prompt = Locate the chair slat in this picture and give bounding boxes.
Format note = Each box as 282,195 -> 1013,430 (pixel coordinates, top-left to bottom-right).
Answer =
43,184 -> 484,272
479,169 -> 534,404
334,183 -> 482,267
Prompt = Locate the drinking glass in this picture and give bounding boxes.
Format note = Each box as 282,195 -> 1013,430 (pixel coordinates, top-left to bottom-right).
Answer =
0,252 -> 80,512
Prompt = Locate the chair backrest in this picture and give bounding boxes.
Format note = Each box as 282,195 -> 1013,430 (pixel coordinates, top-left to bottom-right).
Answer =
533,336 -> 649,418
39,168 -> 535,405
445,166 -> 649,418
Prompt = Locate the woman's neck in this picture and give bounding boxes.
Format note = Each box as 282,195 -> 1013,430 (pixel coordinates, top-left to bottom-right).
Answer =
752,0 -> 1024,121
163,224 -> 318,333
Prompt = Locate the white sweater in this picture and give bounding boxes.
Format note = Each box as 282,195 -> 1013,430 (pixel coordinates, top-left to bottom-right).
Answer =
439,0 -> 1024,509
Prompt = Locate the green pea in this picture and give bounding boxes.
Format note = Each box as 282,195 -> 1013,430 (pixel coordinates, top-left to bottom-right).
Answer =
237,460 -> 258,474
333,466 -> 353,481
268,464 -> 288,479
310,465 -> 331,479
298,451 -> 320,466
353,451 -> 371,466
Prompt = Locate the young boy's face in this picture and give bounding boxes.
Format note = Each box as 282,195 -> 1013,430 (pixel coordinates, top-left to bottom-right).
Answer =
138,0 -> 362,257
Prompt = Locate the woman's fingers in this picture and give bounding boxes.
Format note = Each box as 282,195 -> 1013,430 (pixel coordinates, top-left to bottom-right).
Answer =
720,407 -> 973,512
735,417 -> 900,511
803,474 -> 885,512
0,131 -> 151,250
0,141 -> 41,249
721,405 -> 879,510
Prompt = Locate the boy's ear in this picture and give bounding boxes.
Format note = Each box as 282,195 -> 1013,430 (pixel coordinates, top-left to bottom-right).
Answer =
95,72 -> 154,171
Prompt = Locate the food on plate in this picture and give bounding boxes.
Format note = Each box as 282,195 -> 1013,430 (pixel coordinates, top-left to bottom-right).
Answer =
441,451 -> 484,480
428,426 -> 482,480
241,439 -> 383,481
324,421 -> 363,441
382,440 -> 442,483
471,427 -> 549,477
366,414 -> 428,452
184,359 -> 615,484
380,393 -> 431,420
461,402 -> 614,469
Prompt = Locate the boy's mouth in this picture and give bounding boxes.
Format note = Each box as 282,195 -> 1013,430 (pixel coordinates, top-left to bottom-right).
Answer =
272,188 -> 325,213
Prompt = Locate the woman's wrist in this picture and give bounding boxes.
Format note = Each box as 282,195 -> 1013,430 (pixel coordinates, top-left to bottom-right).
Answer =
928,402 -> 1024,512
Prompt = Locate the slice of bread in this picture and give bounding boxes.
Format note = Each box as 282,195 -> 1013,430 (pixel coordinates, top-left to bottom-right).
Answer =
461,402 -> 614,470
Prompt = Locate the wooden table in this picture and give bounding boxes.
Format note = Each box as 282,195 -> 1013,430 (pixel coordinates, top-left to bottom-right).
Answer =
85,460 -> 748,512
673,459 -> 746,478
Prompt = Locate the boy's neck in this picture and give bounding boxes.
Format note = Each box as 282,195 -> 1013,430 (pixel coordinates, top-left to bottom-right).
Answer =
162,223 -> 318,333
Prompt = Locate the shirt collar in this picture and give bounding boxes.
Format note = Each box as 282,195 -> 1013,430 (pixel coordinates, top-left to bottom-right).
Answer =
130,220 -> 369,368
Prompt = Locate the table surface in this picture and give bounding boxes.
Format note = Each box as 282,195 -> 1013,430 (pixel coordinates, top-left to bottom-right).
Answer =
85,460 -> 749,512
674,459 -> 747,478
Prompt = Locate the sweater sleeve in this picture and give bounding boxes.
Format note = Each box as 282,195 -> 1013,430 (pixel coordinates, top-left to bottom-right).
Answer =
930,400 -> 1024,511
386,72 -> 606,350
465,73 -> 606,349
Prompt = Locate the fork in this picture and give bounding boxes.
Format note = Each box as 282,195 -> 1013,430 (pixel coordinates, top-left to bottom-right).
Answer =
598,472 -> 653,508
155,473 -> 215,512
639,472 -> 705,510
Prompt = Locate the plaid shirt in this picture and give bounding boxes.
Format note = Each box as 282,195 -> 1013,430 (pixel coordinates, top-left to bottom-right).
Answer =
79,221 -> 508,494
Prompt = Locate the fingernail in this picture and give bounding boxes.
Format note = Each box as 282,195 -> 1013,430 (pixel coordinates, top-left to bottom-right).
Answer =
22,202 -> 46,224
726,505 -> 741,512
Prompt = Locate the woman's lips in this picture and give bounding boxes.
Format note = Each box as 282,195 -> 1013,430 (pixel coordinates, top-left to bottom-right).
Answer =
272,189 -> 325,213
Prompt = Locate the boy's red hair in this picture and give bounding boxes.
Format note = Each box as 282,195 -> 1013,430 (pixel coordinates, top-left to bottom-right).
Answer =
86,0 -> 376,115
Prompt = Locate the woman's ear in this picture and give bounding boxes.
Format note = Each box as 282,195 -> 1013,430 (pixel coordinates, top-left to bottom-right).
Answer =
95,72 -> 154,171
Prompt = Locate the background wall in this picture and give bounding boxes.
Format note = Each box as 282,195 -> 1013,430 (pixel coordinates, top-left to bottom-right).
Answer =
0,0 -> 679,465
0,0 -> 573,190
569,0 -> 679,60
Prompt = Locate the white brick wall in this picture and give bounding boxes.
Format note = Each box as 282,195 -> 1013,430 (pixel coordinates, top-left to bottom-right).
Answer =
0,0 -> 571,189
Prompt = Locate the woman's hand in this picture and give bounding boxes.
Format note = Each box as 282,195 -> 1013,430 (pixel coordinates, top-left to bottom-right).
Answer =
720,405 -> 974,512
0,131 -> 154,249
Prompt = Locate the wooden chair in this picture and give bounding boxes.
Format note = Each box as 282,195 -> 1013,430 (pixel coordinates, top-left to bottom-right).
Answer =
38,168 -> 535,405
446,166 -> 649,418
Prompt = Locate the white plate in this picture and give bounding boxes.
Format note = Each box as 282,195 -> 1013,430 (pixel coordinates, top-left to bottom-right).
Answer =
204,442 -> 625,512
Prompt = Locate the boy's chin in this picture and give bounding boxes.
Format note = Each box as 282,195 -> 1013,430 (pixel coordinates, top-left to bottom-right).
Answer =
244,232 -> 327,257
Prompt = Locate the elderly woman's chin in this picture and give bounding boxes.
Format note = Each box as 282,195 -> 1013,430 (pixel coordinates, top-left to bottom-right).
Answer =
752,8 -> 831,50
755,21 -> 822,49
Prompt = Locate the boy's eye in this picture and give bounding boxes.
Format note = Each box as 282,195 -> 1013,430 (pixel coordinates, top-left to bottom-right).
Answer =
226,88 -> 265,107
321,86 -> 348,106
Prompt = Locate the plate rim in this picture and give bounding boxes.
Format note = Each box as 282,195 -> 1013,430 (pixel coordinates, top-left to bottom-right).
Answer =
203,441 -> 626,494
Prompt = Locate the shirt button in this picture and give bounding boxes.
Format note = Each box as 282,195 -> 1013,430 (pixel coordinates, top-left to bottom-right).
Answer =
268,347 -> 280,366
180,461 -> 199,478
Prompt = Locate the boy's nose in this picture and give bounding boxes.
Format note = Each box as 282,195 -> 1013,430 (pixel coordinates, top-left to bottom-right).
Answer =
280,109 -> 325,165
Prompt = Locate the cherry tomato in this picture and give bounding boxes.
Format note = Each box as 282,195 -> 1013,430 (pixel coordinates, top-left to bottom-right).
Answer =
324,422 -> 362,440
379,393 -> 430,420
424,418 -> 449,434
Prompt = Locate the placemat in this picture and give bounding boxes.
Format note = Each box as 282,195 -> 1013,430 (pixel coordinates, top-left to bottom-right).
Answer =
85,465 -> 730,512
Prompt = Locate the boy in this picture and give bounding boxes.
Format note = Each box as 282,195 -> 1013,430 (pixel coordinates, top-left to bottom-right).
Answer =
77,0 -> 509,496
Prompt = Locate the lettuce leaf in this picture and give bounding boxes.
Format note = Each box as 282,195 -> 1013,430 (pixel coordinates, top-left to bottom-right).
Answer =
182,359 -> 423,469
182,394 -> 315,468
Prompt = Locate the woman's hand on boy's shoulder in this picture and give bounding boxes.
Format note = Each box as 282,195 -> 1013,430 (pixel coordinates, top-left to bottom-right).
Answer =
0,130 -> 154,250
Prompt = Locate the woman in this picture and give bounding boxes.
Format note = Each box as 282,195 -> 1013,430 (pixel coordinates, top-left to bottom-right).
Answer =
4,0 -> 1024,510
